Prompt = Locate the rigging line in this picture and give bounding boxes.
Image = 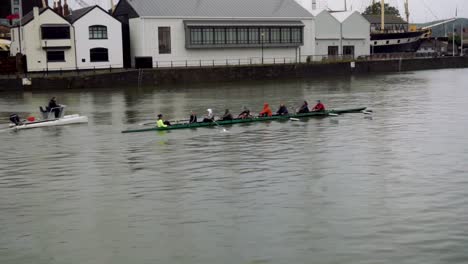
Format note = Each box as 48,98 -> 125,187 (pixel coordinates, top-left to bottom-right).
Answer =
420,0 -> 439,20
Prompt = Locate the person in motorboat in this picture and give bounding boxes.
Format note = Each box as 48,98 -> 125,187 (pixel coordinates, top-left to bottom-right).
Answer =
276,103 -> 289,115
202,109 -> 215,123
156,114 -> 170,128
40,97 -> 61,119
189,111 -> 198,124
9,114 -> 22,126
221,109 -> 233,121
259,103 -> 273,117
298,101 -> 310,113
312,100 -> 326,112
238,106 -> 251,119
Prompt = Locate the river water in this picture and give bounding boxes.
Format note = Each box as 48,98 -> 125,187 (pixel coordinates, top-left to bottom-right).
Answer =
1,69 -> 468,264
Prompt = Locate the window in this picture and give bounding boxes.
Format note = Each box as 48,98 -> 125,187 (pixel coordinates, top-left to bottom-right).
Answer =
202,28 -> 213,45
13,0 -> 19,4
270,28 -> 281,43
214,28 -> 225,44
191,28 -> 203,45
47,51 -> 65,62
249,28 -> 259,44
158,27 -> 171,54
226,28 -> 237,44
89,25 -> 107,39
237,28 -> 248,44
281,28 -> 291,43
328,46 -> 339,56
291,28 -> 302,44
187,26 -> 303,47
90,48 -> 108,62
41,26 -> 70,39
343,46 -> 354,56
13,8 -> 19,14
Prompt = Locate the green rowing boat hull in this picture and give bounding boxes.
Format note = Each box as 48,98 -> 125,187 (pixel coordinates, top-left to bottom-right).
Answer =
121,107 -> 367,133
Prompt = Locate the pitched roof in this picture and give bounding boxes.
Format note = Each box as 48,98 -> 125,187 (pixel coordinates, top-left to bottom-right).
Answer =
67,6 -> 95,23
20,7 -> 47,25
363,14 -> 406,24
331,11 -> 355,22
125,0 -> 312,18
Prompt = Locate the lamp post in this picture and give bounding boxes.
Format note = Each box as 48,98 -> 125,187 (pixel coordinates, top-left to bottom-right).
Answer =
261,32 -> 265,64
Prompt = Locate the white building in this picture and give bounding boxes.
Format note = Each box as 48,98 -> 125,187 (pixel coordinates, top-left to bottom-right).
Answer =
113,0 -> 315,68
331,11 -> 370,58
68,6 -> 123,69
10,7 -> 77,72
310,9 -> 341,58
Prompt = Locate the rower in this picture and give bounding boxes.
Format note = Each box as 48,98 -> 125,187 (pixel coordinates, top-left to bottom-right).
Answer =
221,109 -> 233,121
9,114 -> 22,126
189,111 -> 197,124
238,106 -> 251,119
298,101 -> 310,113
259,103 -> 272,117
202,109 -> 214,123
156,114 -> 170,128
276,103 -> 289,115
48,97 -> 61,118
312,100 -> 326,112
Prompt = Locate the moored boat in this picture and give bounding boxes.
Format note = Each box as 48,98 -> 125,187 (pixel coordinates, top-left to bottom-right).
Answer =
8,105 -> 88,130
121,107 -> 367,133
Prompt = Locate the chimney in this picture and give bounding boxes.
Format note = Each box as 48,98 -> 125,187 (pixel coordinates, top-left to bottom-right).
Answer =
312,0 -> 317,10
42,0 -> 47,8
57,0 -> 63,16
53,1 -> 57,12
33,6 -> 40,18
63,0 -> 70,16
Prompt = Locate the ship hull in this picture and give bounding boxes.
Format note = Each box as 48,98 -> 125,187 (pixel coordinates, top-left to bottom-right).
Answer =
370,31 -> 425,53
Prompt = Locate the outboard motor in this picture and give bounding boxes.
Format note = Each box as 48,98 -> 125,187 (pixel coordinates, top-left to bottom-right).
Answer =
9,114 -> 21,126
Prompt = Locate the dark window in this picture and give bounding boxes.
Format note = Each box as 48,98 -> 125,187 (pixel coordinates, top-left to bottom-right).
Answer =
13,0 -> 19,4
90,48 -> 109,62
89,25 -> 107,39
226,28 -> 237,44
47,51 -> 65,62
374,41 -> 377,45
41,26 -> 70,39
397,40 -> 401,43
13,7 -> 19,14
190,28 -> 203,45
291,28 -> 302,43
202,28 -> 213,45
270,28 -> 281,43
249,28 -> 259,44
328,46 -> 339,56
281,28 -> 291,43
386,41 -> 390,44
214,28 -> 225,44
237,28 -> 248,44
158,27 -> 171,54
187,26 -> 303,47
343,46 -> 354,56
260,28 -> 270,43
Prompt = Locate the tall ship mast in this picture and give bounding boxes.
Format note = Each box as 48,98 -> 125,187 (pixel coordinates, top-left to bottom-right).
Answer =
365,0 -> 429,53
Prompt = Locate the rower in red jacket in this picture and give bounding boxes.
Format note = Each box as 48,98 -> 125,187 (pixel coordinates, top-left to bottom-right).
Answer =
312,100 -> 326,112
259,103 -> 273,117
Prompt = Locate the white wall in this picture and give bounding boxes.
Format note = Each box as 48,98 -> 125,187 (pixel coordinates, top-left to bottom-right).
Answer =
341,12 -> 370,57
129,17 -> 315,67
17,9 -> 76,72
313,10 -> 341,57
74,7 -> 123,69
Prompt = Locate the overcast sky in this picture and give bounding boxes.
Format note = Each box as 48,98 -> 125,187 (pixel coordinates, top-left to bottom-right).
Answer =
57,0 -> 467,23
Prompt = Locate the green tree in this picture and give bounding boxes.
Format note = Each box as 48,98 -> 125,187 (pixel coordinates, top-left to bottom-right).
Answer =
363,3 -> 401,17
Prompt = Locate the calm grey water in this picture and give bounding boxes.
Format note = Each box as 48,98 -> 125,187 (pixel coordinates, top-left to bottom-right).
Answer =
1,69 -> 468,264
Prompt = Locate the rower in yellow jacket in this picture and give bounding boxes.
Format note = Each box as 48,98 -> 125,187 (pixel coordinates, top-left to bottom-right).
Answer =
156,114 -> 170,128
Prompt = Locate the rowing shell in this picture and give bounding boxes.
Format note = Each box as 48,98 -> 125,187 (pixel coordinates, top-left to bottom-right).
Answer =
10,115 -> 88,130
121,107 -> 367,133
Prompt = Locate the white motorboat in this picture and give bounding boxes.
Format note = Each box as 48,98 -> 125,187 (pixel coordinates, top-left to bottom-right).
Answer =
8,105 -> 88,130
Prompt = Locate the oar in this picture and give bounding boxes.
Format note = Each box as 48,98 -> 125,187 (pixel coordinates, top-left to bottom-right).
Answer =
140,119 -> 189,126
212,119 -> 227,132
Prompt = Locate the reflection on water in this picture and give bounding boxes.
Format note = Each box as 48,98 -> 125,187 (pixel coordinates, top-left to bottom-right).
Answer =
1,70 -> 468,264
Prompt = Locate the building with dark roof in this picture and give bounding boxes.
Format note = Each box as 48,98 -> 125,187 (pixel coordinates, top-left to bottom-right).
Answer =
113,0 -> 315,68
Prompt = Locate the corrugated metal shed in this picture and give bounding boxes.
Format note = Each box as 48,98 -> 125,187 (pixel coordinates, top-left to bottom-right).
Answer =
125,0 -> 312,18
